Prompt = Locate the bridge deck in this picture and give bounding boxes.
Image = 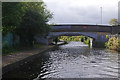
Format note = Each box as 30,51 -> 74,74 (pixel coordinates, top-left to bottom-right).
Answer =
51,25 -> 120,34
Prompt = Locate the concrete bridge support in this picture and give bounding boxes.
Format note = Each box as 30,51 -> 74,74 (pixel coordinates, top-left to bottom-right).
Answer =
89,38 -> 93,48
34,36 -> 49,45
92,33 -> 109,48
35,36 -> 55,45
92,40 -> 106,48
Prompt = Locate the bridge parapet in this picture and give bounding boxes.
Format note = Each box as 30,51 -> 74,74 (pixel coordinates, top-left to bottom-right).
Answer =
112,26 -> 120,34
50,25 -> 120,34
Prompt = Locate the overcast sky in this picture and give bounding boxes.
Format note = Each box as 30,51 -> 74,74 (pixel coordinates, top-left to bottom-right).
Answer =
43,0 -> 119,25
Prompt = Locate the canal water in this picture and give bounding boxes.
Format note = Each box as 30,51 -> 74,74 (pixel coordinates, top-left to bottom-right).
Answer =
2,41 -> 119,79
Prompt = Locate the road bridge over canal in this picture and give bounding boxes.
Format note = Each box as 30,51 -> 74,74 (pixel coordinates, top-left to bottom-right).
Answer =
35,24 -> 120,47
51,24 -> 120,34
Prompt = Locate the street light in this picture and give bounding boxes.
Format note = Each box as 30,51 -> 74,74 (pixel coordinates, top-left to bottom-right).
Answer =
100,7 -> 102,24
118,1 -> 120,25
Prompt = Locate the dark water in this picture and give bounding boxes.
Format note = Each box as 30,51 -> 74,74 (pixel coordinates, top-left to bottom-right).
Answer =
3,42 -> 119,79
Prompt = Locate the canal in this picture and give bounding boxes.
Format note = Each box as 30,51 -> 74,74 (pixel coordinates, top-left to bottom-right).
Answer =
2,41 -> 119,79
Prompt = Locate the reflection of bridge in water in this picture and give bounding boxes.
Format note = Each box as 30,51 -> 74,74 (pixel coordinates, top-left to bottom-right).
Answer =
36,24 -> 120,47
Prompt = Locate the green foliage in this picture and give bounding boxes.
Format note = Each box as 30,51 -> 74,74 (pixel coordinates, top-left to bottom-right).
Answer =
59,36 -> 91,45
59,36 -> 81,42
2,2 -> 52,46
64,41 -> 68,44
23,2 -> 52,22
2,46 -> 15,55
17,9 -> 51,45
2,40 -> 19,54
2,26 -> 16,35
105,36 -> 120,51
84,38 -> 90,44
2,2 -> 26,35
109,18 -> 118,26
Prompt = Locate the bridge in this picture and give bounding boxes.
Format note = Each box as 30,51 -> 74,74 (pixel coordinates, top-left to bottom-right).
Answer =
51,24 -> 120,34
35,24 -> 120,48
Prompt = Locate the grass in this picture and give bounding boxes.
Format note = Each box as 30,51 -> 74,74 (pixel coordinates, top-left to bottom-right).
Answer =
2,43 -> 46,56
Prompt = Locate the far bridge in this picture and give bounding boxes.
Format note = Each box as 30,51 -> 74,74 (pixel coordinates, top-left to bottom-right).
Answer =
35,24 -> 120,48
51,24 -> 120,34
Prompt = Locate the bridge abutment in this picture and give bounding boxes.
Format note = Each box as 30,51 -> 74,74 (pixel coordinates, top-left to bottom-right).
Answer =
35,36 -> 49,45
89,38 -> 93,48
92,33 -> 109,48
92,40 -> 106,48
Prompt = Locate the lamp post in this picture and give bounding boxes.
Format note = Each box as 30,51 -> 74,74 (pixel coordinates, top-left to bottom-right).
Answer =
118,1 -> 120,25
100,7 -> 102,24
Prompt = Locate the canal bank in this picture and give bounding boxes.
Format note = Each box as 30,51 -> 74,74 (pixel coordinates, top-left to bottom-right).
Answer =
2,42 -> 65,74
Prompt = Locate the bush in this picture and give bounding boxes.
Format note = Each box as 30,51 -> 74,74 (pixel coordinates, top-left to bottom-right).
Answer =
105,36 -> 120,51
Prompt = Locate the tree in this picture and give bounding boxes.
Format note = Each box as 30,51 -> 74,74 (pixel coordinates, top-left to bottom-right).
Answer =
17,10 -> 51,45
109,18 -> 118,26
2,2 -> 26,35
2,2 -> 53,46
16,2 -> 52,46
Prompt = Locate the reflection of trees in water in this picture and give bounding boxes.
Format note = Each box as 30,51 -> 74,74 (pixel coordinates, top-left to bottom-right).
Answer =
56,42 -> 91,58
2,53 -> 50,79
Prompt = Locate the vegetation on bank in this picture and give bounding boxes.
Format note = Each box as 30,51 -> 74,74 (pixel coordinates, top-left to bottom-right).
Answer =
58,36 -> 91,45
109,18 -> 118,26
105,18 -> 120,51
2,2 -> 52,54
105,36 -> 120,51
3,43 -> 46,56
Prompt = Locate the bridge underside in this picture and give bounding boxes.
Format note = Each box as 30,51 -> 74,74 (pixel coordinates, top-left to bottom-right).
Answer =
48,32 -> 109,41
47,32 -> 108,48
48,32 -> 98,39
35,32 -> 109,48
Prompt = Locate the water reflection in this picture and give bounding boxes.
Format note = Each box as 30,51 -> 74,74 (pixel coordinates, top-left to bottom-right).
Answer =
2,52 -> 51,79
35,41 -> 119,79
2,41 -> 119,79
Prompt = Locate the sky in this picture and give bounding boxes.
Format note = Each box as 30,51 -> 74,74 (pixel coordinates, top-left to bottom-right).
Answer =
43,0 -> 119,25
